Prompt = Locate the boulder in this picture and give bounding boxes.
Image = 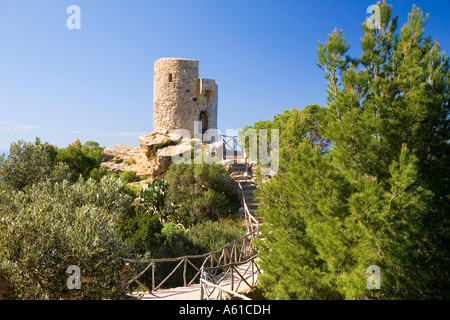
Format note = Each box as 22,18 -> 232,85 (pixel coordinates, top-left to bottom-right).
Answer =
139,131 -> 182,159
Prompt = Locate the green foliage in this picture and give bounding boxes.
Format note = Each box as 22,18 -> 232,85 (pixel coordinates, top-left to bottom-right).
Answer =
121,171 -> 137,184
186,220 -> 244,253
164,163 -> 238,225
55,139 -> 105,181
117,179 -> 180,255
0,138 -> 55,191
145,139 -> 179,159
89,167 -> 109,182
137,179 -> 178,223
257,3 -> 449,300
0,176 -> 133,300
117,174 -> 242,260
148,219 -> 243,259
117,208 -> 163,255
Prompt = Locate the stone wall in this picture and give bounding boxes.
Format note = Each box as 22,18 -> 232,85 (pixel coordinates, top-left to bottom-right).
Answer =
153,58 -> 218,138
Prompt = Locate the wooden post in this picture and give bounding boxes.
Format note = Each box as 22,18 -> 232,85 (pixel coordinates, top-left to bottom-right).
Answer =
231,266 -> 234,292
152,263 -> 155,291
252,260 -> 255,287
183,258 -> 187,287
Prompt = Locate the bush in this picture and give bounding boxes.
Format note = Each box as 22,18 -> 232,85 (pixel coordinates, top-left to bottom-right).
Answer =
185,220 -> 244,253
164,163 -> 239,225
117,180 -> 178,255
55,139 -> 104,181
0,138 -> 54,191
121,171 -> 137,184
0,176 -> 133,300
89,167 -> 109,182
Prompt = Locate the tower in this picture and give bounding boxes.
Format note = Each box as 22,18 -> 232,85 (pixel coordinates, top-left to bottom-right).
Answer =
152,58 -> 218,138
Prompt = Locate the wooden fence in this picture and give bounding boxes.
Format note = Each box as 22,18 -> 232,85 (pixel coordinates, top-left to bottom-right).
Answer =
200,255 -> 261,300
123,228 -> 259,293
123,152 -> 261,299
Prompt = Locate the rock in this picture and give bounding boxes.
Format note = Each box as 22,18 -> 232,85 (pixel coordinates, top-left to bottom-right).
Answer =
102,132 -> 226,184
102,144 -> 152,177
139,131 -> 182,159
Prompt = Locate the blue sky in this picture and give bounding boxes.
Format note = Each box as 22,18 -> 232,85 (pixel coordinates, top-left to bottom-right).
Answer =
0,0 -> 449,151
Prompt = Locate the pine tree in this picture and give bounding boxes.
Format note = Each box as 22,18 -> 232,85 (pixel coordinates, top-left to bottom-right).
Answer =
257,2 -> 449,299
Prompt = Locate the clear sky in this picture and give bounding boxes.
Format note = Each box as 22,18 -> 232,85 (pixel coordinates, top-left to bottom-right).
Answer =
0,0 -> 448,151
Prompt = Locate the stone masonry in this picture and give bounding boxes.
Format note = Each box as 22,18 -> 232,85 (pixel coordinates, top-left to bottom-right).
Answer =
102,58 -> 221,182
152,58 -> 218,138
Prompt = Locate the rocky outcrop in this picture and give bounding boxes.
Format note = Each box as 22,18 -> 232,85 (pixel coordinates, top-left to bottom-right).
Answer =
102,131 -> 225,183
102,144 -> 151,177
139,131 -> 182,159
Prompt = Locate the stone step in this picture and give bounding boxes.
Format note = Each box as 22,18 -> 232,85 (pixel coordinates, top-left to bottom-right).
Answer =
245,201 -> 259,208
229,163 -> 247,168
223,155 -> 246,161
239,181 -> 256,187
228,169 -> 248,174
232,175 -> 251,181
242,185 -> 256,194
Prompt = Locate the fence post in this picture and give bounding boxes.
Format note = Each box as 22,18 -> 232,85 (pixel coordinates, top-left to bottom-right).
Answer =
183,258 -> 187,287
231,266 -> 234,292
152,262 -> 155,292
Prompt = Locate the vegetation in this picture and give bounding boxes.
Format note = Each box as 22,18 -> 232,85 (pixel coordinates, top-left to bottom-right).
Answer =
55,139 -> 107,181
254,3 -> 449,299
144,138 -> 179,159
117,166 -> 242,257
0,142 -> 133,299
0,139 -> 55,191
121,170 -> 137,184
0,138 -> 245,299
164,163 -> 239,225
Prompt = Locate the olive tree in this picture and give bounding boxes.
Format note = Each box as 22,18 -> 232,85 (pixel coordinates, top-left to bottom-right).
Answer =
0,176 -> 133,300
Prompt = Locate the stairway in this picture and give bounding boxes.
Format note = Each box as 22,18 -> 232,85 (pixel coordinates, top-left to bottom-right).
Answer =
223,152 -> 263,227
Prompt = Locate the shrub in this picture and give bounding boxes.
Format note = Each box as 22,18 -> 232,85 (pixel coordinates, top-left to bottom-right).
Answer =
121,171 -> 137,184
55,140 -> 104,180
117,180 -> 178,254
164,163 -> 239,225
89,167 -> 109,182
185,220 -> 244,253
0,138 -> 54,191
0,176 -> 133,300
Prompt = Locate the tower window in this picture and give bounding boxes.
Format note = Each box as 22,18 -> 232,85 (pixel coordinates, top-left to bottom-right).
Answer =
168,73 -> 173,82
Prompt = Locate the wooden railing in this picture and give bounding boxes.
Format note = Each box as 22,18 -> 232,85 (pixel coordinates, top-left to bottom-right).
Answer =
200,255 -> 261,300
199,176 -> 261,300
123,229 -> 259,293
123,150 -> 261,298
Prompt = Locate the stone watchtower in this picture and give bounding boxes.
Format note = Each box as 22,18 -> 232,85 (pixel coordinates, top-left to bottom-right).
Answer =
153,58 -> 218,138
